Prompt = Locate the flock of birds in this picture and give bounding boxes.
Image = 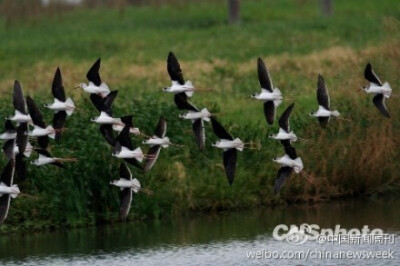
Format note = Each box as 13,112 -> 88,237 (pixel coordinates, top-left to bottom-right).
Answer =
0,52 -> 394,223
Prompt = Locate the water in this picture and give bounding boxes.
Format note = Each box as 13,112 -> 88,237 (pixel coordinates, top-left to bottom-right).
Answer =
0,198 -> 399,265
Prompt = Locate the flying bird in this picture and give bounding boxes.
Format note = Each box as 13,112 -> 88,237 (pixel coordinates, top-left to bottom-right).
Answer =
0,121 -> 16,140
44,68 -> 74,140
362,63 -> 391,118
14,123 -> 31,180
44,67 -> 75,116
7,81 -> 31,124
0,159 -> 20,225
143,117 -> 170,172
110,163 -> 152,221
250,58 -> 283,125
211,117 -> 244,185
269,103 -> 297,147
90,90 -> 121,125
78,58 -> 111,97
309,74 -> 341,128
27,96 -> 57,149
112,126 -> 144,169
112,115 -> 140,136
273,145 -> 305,194
176,94 -> 210,150
31,149 -> 77,168
163,52 -> 196,99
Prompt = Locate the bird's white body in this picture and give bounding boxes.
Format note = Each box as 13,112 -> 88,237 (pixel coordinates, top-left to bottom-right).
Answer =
164,81 -> 195,97
113,146 -> 144,162
45,98 -> 75,116
270,128 -> 297,141
252,88 -> 282,106
8,110 -> 31,123
0,132 -> 16,140
310,106 -> 340,117
363,82 -> 392,98
92,112 -> 121,125
80,82 -> 110,96
179,108 -> 211,122
32,154 -> 56,166
273,155 -> 304,173
110,178 -> 141,193
112,124 -> 140,135
143,137 -> 170,148
0,183 -> 20,198
212,138 -> 244,151
13,142 -> 33,158
30,125 -> 55,139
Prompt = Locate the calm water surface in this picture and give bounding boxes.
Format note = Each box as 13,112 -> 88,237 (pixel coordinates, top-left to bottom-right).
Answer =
0,198 -> 399,265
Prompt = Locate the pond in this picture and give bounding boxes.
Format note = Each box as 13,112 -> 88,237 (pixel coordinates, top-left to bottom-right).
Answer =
0,198 -> 399,265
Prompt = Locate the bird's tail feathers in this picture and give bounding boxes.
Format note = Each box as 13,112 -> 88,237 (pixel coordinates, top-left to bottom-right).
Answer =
66,98 -> 75,116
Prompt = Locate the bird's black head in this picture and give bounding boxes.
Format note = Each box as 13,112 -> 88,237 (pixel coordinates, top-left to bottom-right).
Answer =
250,93 -> 257,98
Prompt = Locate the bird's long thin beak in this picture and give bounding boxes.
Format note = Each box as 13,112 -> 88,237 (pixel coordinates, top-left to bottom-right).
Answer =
73,86 -> 80,89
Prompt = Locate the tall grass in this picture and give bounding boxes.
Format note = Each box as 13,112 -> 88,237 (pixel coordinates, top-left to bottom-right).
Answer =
0,0 -> 400,233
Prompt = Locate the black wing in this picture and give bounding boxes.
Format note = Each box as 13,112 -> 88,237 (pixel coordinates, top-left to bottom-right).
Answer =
373,94 -> 390,118
154,117 -> 167,138
167,52 -> 185,85
143,145 -> 161,173
263,101 -> 275,125
120,115 -> 133,128
119,163 -> 132,180
257,57 -> 273,92
193,119 -> 205,150
86,58 -> 102,86
15,154 -> 27,181
52,67 -> 66,102
174,93 -> 198,111
318,117 -> 330,128
124,158 -> 143,170
53,111 -> 67,141
35,148 -> 52,158
284,145 -> 298,160
26,96 -> 46,128
2,140 -> 15,160
0,194 -> 11,225
273,166 -> 293,194
116,126 -> 133,150
211,116 -> 233,140
4,120 -> 15,132
13,80 -> 27,114
100,124 -> 115,146
223,148 -> 237,185
278,103 -> 295,132
37,136 -> 49,150
119,187 -> 132,221
317,74 -> 330,110
90,90 -> 118,116
364,63 -> 382,86
0,159 -> 15,187
16,123 -> 28,155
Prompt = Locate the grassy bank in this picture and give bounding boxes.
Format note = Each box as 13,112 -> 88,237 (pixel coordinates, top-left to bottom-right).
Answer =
0,0 -> 400,233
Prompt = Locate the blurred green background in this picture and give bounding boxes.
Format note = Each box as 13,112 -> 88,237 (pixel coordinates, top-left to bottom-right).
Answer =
0,0 -> 399,233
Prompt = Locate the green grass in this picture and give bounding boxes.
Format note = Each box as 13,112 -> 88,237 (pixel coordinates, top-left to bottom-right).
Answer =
0,0 -> 400,233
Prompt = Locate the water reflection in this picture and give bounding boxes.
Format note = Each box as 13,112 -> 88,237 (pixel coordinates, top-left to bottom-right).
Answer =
0,198 -> 399,265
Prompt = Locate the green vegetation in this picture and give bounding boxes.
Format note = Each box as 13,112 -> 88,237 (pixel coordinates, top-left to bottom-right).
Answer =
0,0 -> 400,233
